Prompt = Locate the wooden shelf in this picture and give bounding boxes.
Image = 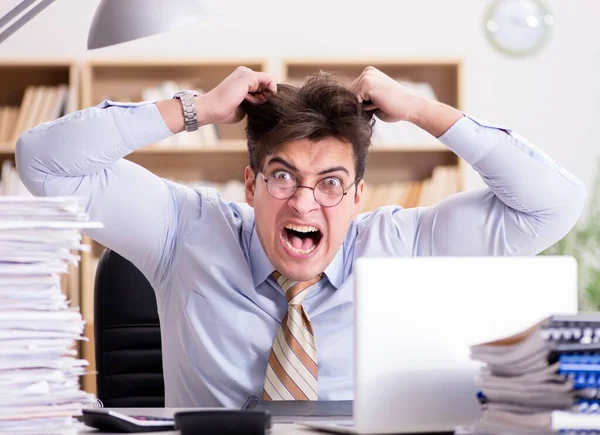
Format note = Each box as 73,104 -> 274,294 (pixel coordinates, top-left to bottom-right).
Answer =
281,58 -> 463,188
0,143 -> 450,156
282,58 -> 462,109
133,143 -> 451,155
81,60 -> 268,143
1,144 -> 450,156
0,62 -> 78,162
136,140 -> 247,153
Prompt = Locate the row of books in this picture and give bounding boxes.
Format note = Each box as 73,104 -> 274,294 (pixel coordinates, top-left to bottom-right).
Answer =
117,77 -> 443,150
466,314 -> 600,434
360,165 -> 459,211
0,85 -> 69,147
0,78 -> 444,150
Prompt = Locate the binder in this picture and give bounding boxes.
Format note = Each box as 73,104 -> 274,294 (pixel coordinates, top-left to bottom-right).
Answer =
467,314 -> 600,434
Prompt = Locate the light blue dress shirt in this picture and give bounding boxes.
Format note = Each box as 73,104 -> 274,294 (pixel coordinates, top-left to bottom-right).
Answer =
15,100 -> 586,408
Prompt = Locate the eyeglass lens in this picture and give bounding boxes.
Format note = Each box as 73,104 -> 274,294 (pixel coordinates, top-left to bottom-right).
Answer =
267,176 -> 345,207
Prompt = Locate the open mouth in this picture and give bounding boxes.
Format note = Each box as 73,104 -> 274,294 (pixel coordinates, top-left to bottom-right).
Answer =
281,224 -> 323,256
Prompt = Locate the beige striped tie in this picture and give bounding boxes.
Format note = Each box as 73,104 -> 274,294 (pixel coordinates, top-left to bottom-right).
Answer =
262,271 -> 322,401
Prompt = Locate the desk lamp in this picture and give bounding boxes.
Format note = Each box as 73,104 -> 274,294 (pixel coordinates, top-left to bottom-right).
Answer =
0,0 -> 204,49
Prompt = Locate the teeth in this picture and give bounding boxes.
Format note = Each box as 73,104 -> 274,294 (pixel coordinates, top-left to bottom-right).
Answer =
282,235 -> 317,255
284,224 -> 319,233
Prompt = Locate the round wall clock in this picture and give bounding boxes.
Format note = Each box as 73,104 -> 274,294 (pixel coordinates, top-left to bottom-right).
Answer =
485,0 -> 555,56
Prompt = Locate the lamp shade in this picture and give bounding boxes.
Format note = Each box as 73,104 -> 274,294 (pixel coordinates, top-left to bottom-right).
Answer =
87,0 -> 204,50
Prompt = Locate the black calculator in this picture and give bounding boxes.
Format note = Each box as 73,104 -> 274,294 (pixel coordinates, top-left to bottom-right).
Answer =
81,409 -> 175,433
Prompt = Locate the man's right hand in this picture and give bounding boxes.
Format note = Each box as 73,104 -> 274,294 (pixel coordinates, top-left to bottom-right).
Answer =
197,66 -> 277,126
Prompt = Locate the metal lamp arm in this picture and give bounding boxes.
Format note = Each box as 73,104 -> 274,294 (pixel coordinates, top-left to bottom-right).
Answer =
0,0 -> 56,45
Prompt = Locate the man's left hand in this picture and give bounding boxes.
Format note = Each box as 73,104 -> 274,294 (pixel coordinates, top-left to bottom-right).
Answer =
350,66 -> 422,123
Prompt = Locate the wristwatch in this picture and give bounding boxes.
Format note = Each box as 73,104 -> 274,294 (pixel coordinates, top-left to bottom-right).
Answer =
173,90 -> 200,132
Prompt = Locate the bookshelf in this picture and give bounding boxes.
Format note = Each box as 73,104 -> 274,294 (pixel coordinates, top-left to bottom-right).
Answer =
2,57 -> 464,395
80,59 -> 268,182
0,60 -> 79,198
0,60 -> 79,152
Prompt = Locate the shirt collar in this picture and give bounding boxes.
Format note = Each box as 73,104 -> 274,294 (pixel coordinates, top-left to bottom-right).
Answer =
323,244 -> 344,289
249,225 -> 346,289
249,226 -> 275,287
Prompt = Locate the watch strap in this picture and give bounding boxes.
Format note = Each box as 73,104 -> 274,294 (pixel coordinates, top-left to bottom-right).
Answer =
173,91 -> 199,132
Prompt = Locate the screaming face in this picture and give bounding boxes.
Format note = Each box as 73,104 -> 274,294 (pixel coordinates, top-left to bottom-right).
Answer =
245,137 -> 364,282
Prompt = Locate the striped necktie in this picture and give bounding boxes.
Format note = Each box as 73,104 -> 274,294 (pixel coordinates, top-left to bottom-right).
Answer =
262,271 -> 322,401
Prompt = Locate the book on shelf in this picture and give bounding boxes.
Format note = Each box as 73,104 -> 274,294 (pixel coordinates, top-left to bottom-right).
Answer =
0,160 -> 31,197
0,107 -> 19,144
0,85 -> 69,149
463,313 -> 600,435
359,165 -> 459,213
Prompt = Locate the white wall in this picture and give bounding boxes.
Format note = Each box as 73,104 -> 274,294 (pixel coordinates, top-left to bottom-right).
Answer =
1,0 -> 598,196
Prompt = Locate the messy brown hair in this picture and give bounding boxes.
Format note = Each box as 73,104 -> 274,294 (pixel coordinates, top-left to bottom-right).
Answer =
241,72 -> 375,181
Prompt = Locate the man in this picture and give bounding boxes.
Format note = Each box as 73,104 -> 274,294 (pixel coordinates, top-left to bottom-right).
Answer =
16,66 -> 586,408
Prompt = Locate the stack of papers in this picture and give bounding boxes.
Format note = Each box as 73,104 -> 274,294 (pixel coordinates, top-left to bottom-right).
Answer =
0,197 -> 102,434
464,314 -> 600,435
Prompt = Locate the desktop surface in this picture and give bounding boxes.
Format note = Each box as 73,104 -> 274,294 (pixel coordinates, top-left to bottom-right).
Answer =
75,408 -> 458,434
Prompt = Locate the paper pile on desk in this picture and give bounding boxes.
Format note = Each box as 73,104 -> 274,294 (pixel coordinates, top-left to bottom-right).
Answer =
463,314 -> 600,435
0,197 -> 102,435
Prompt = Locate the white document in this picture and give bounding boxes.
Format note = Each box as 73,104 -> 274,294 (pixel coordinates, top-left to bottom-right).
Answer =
0,196 -> 99,434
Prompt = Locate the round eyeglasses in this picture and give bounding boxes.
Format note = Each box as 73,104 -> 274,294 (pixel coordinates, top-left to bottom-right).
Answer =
259,172 -> 359,208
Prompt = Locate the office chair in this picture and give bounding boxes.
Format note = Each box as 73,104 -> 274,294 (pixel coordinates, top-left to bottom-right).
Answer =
94,248 -> 165,407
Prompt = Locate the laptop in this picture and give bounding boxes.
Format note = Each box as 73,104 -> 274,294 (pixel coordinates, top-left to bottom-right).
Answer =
302,256 -> 578,434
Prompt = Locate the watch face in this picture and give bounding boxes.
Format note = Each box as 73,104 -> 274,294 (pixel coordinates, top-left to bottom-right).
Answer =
485,0 -> 554,56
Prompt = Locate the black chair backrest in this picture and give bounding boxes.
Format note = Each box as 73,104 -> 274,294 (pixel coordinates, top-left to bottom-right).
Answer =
94,248 -> 164,407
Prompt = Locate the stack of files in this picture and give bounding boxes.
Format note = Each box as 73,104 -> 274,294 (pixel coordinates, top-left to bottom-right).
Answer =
465,313 -> 600,435
0,197 -> 102,434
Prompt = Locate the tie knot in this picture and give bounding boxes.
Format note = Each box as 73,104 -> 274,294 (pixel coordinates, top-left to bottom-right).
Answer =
272,271 -> 322,305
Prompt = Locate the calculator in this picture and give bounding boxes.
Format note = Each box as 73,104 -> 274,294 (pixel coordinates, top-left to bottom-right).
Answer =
81,409 -> 175,433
